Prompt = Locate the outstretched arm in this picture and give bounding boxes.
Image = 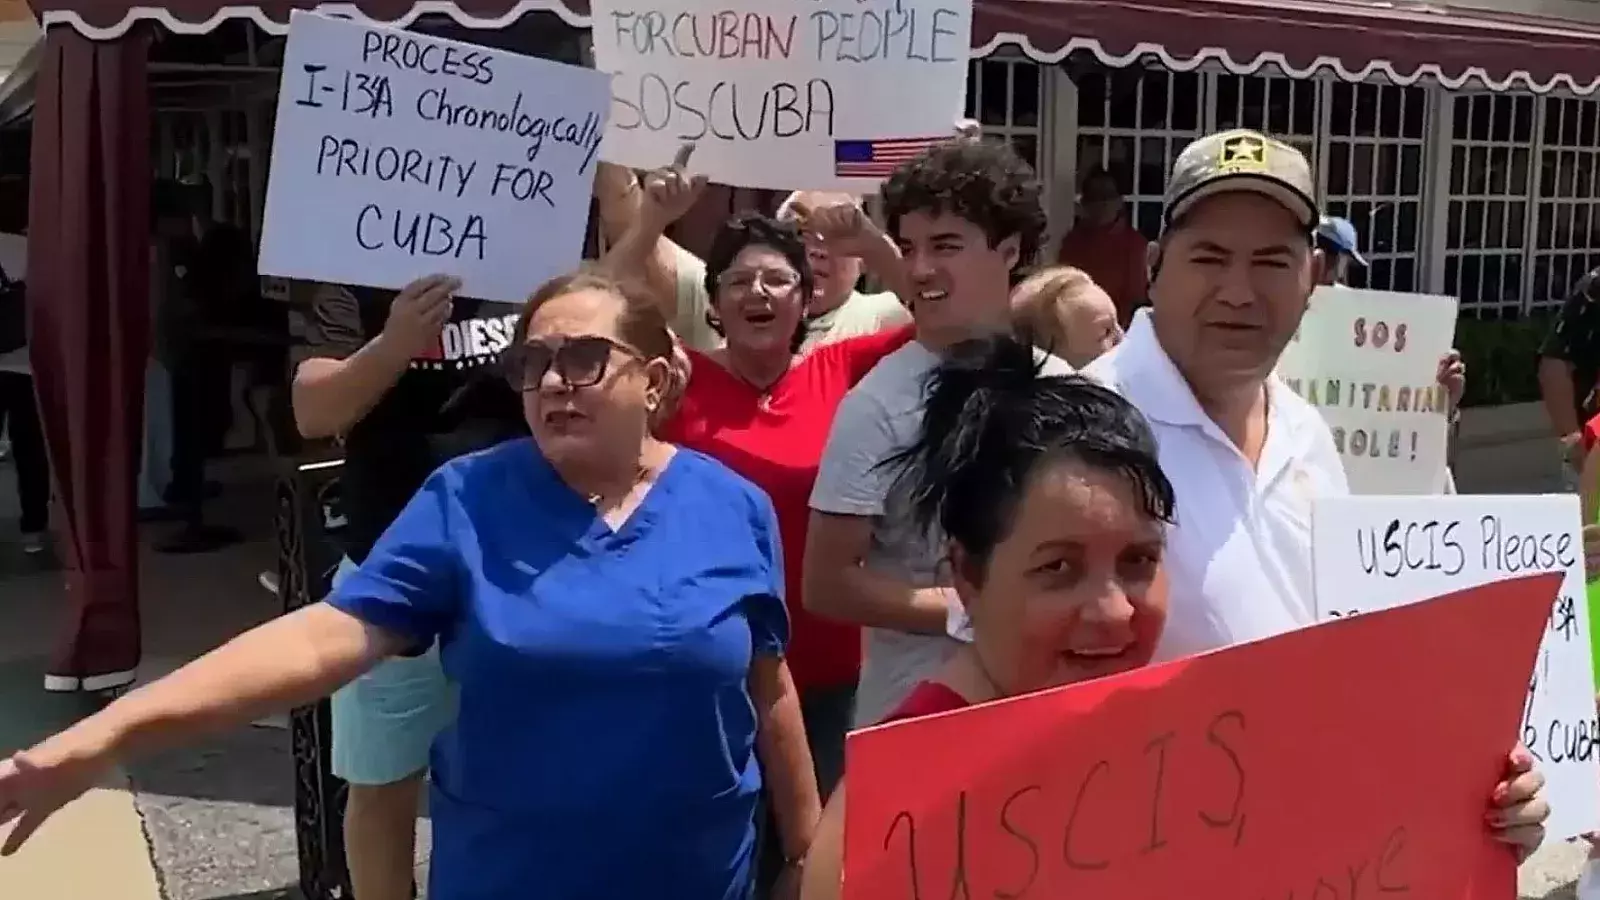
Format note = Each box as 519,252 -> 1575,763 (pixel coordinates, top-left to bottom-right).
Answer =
0,603 -> 405,854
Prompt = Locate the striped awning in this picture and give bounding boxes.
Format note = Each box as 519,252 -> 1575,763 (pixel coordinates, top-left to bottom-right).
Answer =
27,0 -> 1600,95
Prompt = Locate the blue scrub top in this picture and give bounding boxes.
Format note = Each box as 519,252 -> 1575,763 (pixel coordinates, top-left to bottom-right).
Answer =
328,438 -> 788,900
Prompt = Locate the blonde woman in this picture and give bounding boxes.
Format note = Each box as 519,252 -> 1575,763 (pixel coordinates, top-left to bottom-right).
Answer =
1010,265 -> 1124,368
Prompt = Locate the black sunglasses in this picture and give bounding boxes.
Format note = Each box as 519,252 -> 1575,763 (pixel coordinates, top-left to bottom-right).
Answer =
503,335 -> 643,391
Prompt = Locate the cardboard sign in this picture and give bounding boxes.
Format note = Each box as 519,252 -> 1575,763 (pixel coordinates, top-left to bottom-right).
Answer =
1277,286 -> 1458,494
843,574 -> 1558,900
590,0 -> 973,190
1311,494 -> 1600,841
259,11 -> 610,303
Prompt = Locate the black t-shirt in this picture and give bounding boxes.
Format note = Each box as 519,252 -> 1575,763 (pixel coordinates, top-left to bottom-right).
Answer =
292,284 -> 528,562
1539,266 -> 1600,422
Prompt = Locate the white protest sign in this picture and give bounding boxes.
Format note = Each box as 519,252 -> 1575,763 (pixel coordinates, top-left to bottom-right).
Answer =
259,12 -> 610,303
1277,286 -> 1458,494
1312,494 -> 1600,841
590,0 -> 973,190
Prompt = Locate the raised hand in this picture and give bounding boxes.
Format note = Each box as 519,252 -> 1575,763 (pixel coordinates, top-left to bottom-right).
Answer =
640,143 -> 708,232
788,198 -> 883,261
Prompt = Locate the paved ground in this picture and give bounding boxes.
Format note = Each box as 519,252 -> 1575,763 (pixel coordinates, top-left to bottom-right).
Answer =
0,454 -> 434,899
129,722 -> 433,900
0,436 -> 1592,899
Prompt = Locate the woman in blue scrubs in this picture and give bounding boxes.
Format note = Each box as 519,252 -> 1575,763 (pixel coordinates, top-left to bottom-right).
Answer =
0,269 -> 823,900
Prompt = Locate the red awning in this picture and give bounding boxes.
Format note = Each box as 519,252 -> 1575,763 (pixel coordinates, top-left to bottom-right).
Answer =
973,0 -> 1600,95
29,0 -> 590,38
28,0 -> 1600,94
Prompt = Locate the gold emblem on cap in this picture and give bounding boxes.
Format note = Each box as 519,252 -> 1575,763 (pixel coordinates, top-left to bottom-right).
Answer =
1218,134 -> 1267,173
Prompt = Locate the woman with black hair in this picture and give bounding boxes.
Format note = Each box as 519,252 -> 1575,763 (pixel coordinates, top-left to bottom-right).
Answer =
797,334 -> 1550,899
799,333 -> 1174,899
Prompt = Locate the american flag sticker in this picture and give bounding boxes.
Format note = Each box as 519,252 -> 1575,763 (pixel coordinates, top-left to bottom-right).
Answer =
833,137 -> 947,179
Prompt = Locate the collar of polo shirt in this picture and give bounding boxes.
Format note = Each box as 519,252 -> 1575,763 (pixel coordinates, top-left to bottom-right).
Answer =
1084,309 -> 1352,662
1110,310 -> 1310,463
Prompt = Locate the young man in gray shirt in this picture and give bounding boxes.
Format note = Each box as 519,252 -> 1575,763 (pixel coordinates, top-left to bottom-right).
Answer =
804,140 -> 1071,725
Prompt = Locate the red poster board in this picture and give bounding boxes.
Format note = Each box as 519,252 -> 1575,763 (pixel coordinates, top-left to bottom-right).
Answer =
843,573 -> 1561,900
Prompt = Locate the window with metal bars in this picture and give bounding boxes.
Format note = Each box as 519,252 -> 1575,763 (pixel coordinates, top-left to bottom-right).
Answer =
1442,93 -> 1533,319
1531,97 -> 1600,314
966,55 -> 1047,177
1322,82 -> 1429,293
1072,64 -> 1203,240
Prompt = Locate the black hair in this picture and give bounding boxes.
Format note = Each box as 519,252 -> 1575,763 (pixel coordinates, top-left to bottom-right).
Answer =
1080,165 -> 1122,194
885,334 -> 1175,582
880,140 -> 1046,276
702,211 -> 814,353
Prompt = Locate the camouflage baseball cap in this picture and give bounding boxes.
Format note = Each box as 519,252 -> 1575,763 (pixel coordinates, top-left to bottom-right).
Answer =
1164,129 -> 1318,230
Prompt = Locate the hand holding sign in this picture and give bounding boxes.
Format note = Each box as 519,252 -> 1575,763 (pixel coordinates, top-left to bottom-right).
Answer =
381,273 -> 460,358
640,143 -> 708,233
789,198 -> 883,260
259,13 -> 609,303
841,574 -> 1559,900
1438,349 -> 1466,411
1491,747 -> 1549,861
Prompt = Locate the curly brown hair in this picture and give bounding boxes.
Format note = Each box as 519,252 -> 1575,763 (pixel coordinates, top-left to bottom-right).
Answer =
879,140 -> 1047,277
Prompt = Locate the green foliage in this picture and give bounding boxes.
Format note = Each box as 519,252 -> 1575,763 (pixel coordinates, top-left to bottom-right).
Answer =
1454,315 -> 1550,408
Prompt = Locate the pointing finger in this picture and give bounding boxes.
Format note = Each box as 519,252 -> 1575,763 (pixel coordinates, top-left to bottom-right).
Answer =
1,808 -> 46,856
672,142 -> 696,170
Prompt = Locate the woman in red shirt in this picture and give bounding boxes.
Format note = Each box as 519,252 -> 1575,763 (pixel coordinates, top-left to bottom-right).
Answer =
659,209 -> 911,713
799,335 -> 1552,900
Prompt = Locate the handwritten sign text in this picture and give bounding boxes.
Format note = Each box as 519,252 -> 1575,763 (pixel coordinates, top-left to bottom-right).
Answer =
844,575 -> 1557,899
259,12 -> 610,302
591,0 -> 973,189
1312,494 -> 1600,840
1278,287 -> 1458,494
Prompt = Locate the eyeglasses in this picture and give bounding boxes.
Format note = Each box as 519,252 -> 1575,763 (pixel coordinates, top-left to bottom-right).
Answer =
716,268 -> 801,295
502,335 -> 643,391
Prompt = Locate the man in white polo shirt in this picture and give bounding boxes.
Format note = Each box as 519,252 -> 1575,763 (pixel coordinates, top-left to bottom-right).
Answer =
1083,131 -> 1551,863
1084,129 -> 1346,658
